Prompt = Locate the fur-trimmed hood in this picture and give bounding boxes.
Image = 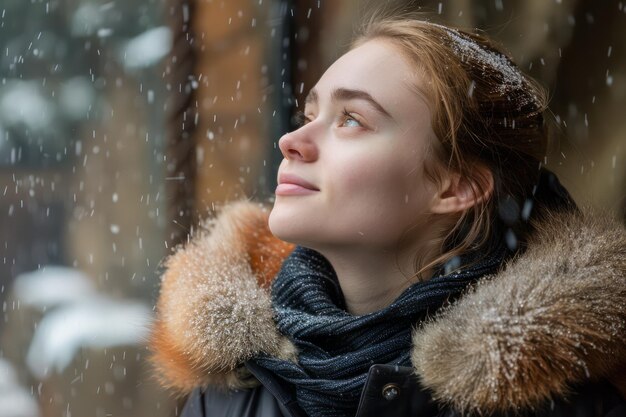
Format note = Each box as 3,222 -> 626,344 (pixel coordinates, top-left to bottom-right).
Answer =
150,200 -> 626,415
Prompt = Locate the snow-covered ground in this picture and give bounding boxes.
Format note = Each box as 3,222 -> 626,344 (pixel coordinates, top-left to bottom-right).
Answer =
10,266 -> 152,379
0,359 -> 40,417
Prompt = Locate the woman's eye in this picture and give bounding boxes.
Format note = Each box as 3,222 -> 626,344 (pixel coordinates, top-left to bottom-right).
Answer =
342,117 -> 361,128
340,110 -> 363,128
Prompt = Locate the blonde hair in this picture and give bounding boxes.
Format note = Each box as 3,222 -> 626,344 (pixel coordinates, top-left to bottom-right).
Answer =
353,14 -> 550,278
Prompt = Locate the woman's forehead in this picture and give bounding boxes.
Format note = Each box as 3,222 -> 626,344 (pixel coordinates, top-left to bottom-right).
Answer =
309,40 -> 429,115
319,40 -> 413,88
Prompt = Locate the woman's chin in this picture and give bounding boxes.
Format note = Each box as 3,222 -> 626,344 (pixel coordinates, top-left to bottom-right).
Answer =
268,208 -> 304,243
269,210 -> 328,250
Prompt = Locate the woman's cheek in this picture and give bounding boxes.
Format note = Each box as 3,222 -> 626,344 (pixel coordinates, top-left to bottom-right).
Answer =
336,153 -> 401,200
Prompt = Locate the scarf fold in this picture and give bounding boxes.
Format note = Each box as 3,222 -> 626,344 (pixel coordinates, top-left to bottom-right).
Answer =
251,244 -> 508,417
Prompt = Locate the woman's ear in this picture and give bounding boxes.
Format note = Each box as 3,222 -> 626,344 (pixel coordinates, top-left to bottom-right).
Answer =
430,166 -> 494,214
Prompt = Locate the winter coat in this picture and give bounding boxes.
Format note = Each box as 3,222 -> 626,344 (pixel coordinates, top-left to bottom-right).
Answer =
149,200 -> 626,417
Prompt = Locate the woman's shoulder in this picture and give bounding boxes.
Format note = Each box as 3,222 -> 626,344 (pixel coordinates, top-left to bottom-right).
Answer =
413,207 -> 626,416
180,385 -> 288,417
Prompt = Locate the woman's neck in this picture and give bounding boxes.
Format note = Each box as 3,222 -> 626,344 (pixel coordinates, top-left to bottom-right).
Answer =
318,245 -> 434,315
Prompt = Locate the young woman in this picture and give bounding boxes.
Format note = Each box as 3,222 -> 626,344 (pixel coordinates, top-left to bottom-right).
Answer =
149,15 -> 626,417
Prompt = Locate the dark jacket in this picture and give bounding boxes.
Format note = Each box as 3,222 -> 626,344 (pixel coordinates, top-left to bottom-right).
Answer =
180,367 -> 626,417
149,201 -> 626,417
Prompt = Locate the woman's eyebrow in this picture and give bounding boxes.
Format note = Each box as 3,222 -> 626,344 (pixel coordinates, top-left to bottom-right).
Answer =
332,88 -> 392,119
304,88 -> 393,119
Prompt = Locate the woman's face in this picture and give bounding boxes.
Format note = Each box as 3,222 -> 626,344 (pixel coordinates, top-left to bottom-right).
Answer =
269,39 -> 440,251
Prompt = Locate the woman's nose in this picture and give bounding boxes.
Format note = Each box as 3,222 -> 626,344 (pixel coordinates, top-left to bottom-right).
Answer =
278,127 -> 319,162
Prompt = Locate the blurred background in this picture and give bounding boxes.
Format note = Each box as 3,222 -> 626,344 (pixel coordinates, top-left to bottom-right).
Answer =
0,0 -> 624,416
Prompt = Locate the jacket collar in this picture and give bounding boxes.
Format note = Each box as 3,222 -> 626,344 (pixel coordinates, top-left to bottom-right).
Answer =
150,200 -> 626,415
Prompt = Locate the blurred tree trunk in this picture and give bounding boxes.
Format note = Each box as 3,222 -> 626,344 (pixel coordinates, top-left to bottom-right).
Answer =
550,0 -> 626,218
165,0 -> 198,247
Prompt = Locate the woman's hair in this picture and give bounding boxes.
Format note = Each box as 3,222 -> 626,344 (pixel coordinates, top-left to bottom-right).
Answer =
352,14 -> 553,278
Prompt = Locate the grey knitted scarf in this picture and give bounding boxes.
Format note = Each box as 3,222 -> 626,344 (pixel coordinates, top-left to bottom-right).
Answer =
252,243 -> 508,417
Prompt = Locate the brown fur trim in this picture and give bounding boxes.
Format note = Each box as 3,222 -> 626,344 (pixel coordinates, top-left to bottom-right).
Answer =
412,209 -> 626,415
149,200 -> 296,395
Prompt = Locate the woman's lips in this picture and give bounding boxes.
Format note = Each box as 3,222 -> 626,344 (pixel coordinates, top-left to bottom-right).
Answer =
276,173 -> 319,195
275,183 -> 319,195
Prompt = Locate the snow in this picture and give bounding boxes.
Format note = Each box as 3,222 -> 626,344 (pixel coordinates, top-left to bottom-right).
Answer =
26,297 -> 152,379
445,29 -> 523,95
0,390 -> 39,417
12,266 -> 96,310
0,81 -> 54,131
0,359 -> 40,417
426,22 -> 539,108
0,359 -> 18,389
97,28 -> 113,38
58,77 -> 95,119
119,27 -> 172,70
71,3 -> 104,36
